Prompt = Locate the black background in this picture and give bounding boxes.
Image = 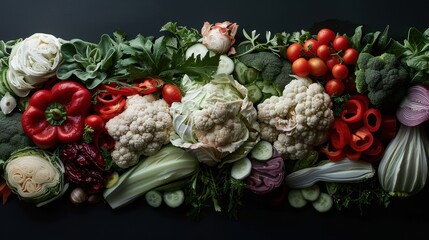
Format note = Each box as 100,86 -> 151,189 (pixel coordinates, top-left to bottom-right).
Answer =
1,0 -> 429,239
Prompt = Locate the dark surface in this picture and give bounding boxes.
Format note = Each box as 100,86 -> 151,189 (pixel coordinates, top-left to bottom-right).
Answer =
1,0 -> 429,239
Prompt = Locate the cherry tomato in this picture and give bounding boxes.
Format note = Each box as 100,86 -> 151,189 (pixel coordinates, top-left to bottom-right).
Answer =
317,28 -> 336,45
303,39 -> 320,57
85,114 -> 105,132
325,79 -> 345,96
333,36 -> 350,52
286,43 -> 303,62
316,44 -> 333,61
162,84 -> 182,106
292,58 -> 310,77
342,48 -> 359,65
331,64 -> 349,80
308,57 -> 328,77
325,55 -> 340,70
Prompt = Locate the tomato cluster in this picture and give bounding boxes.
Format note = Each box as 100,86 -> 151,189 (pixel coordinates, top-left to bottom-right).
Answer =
286,28 -> 359,96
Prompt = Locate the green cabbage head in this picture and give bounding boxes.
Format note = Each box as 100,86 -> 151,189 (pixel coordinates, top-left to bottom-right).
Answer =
170,74 -> 260,166
1,147 -> 68,207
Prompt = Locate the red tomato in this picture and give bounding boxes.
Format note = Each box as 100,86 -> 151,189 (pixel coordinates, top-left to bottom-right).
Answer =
331,64 -> 349,80
342,48 -> 359,65
325,55 -> 340,70
303,39 -> 320,57
162,84 -> 182,106
333,36 -> 350,52
308,57 -> 328,77
316,44 -> 333,61
317,28 -> 336,45
85,114 -> 105,132
325,79 -> 345,96
292,58 -> 310,77
286,43 -> 303,62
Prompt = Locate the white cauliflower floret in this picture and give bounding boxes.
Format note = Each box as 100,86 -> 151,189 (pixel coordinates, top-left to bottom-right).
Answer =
106,94 -> 173,168
257,76 -> 334,160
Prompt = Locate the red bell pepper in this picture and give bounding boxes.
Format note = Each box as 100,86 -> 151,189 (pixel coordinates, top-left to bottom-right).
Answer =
320,141 -> 345,162
349,126 -> 374,152
330,117 -> 351,149
379,115 -> 397,141
363,108 -> 382,132
362,137 -> 384,163
341,98 -> 367,123
21,81 -> 92,149
345,145 -> 362,160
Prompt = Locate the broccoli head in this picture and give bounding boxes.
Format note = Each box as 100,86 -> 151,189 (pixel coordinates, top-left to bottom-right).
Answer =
0,111 -> 34,161
238,52 -> 283,81
354,52 -> 410,112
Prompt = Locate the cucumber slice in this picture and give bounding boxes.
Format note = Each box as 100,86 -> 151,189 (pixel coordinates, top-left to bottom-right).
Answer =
300,184 -> 320,201
145,190 -> 163,208
185,43 -> 209,59
234,61 -> 248,85
312,192 -> 333,213
231,157 -> 252,180
287,189 -> 307,208
246,84 -> 263,104
250,140 -> 273,161
216,55 -> 234,75
163,189 -> 185,208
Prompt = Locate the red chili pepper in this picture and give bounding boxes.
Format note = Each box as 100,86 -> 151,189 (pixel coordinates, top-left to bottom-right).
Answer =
363,108 -> 382,132
379,115 -> 397,141
21,81 -> 92,149
349,126 -> 374,152
330,117 -> 351,149
341,98 -> 367,123
320,142 -> 345,162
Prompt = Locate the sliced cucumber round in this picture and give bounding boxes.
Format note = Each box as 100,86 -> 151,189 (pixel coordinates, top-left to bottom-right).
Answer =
163,189 -> 185,208
301,184 -> 320,201
105,172 -> 119,188
185,43 -> 209,59
312,192 -> 333,213
145,190 -> 163,208
287,189 -> 307,208
246,84 -> 263,104
216,55 -> 234,75
250,140 -> 273,161
231,157 -> 252,180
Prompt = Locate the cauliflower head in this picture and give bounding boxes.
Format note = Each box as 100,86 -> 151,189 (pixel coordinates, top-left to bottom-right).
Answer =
105,94 -> 173,168
170,74 -> 260,166
257,76 -> 334,160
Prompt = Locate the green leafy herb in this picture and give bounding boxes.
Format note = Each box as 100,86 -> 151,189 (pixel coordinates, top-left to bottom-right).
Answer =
401,27 -> 429,85
160,22 -> 201,49
57,34 -> 120,89
331,93 -> 350,116
186,164 -> 247,219
325,176 -> 391,215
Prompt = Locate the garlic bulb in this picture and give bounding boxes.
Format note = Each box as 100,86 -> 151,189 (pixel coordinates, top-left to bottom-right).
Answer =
378,124 -> 429,197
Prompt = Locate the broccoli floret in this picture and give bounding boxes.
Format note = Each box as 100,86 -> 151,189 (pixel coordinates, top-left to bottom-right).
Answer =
238,52 -> 283,81
354,52 -> 410,113
0,111 -> 34,161
273,59 -> 294,93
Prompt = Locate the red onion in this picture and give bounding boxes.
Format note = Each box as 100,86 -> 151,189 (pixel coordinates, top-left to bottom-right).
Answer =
245,153 -> 285,195
396,85 -> 429,126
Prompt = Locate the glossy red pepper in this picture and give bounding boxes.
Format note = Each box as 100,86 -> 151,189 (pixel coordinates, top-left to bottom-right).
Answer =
133,78 -> 164,95
21,81 -> 92,149
349,126 -> 374,152
97,98 -> 126,120
379,115 -> 397,141
341,98 -> 367,123
363,108 -> 382,132
96,91 -> 124,106
330,117 -> 351,149
345,146 -> 362,160
320,142 -> 345,162
362,137 -> 384,163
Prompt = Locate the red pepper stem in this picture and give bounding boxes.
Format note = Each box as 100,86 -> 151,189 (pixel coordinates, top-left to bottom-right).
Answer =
45,102 -> 67,125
